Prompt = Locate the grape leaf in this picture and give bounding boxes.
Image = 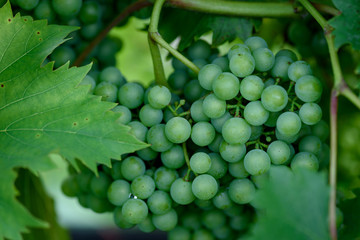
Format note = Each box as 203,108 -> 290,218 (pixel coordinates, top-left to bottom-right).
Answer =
159,8 -> 254,50
339,189 -> 360,240
329,0 -> 360,50
0,2 -> 147,239
245,167 -> 330,240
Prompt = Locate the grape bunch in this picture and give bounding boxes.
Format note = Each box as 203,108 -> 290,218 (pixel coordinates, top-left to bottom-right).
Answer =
62,36 -> 330,240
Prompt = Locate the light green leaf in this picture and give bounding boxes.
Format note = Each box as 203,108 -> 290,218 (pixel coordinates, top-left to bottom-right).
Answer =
0,2 -> 147,239
246,166 -> 330,240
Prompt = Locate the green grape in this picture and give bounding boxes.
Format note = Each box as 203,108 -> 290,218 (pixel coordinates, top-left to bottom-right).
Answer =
299,135 -> 322,155
147,124 -> 173,152
244,149 -> 271,175
299,103 -> 322,125
212,72 -> 240,100
61,176 -> 80,197
212,189 -> 233,209
249,125 -> 263,141
190,152 -> 212,174
275,49 -> 298,62
34,0 -> 54,22
97,37 -> 122,66
112,105 -> 132,125
147,190 -> 172,215
288,61 -> 312,82
271,56 -> 293,81
213,225 -> 232,240
182,212 -> 202,230
261,85 -> 288,112
312,31 -> 328,57
222,118 -> 251,144
79,75 -> 96,93
107,180 -> 130,206
311,120 -> 329,141
87,195 -> 113,213
187,40 -> 211,60
264,78 -> 275,87
168,226 -> 191,240
189,59 -> 208,78
152,208 -> 178,231
154,167 -> 178,192
172,57 -> 187,70
139,104 -> 163,127
229,53 -> 255,77
17,0 -> 39,10
99,66 -> 125,87
164,106 -> 184,123
239,75 -> 264,101
90,172 -> 111,198
131,175 -> 155,199
223,204 -> 243,217
219,140 -> 246,163
118,82 -> 144,109
191,122 -> 216,147
195,198 -> 213,210
202,93 -> 226,119
111,161 -> 123,180
251,172 -> 269,189
165,117 -> 191,143
94,82 -> 118,102
228,178 -> 256,204
245,36 -> 268,51
208,134 -> 223,153
76,169 -> 93,192
202,209 -> 226,229
229,159 -> 249,178
122,198 -> 148,224
193,229 -> 215,240
291,152 -> 319,172
267,140 -> 291,165
138,215 -> 155,233
184,79 -> 207,103
52,0 -> 82,18
288,21 -> 311,45
161,145 -> 185,169
244,101 -> 269,126
170,178 -> 195,205
229,215 -> 248,231
207,153 -> 228,179
211,111 -> 232,133
148,85 -> 171,109
168,70 -> 188,90
120,156 -> 146,181
79,1 -> 100,24
295,75 -> 322,103
275,128 -> 299,144
191,99 -> 210,122
50,46 -> 75,68
80,21 -> 102,40
198,64 -> 222,90
252,48 -> 275,72
128,121 -> 148,142
192,174 -> 218,200
276,112 -> 302,136
264,111 -> 281,128
227,43 -> 251,60
211,56 -> 230,72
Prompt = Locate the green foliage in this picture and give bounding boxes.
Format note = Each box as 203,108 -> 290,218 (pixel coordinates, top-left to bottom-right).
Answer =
0,2 -> 147,239
339,189 -> 360,240
329,0 -> 360,50
246,167 -> 330,240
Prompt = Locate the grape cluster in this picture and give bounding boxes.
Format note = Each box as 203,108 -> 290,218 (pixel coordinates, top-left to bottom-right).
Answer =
62,37 -> 330,239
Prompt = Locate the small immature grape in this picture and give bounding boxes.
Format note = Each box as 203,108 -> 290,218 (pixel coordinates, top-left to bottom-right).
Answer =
222,118 -> 251,144
190,152 -> 212,174
229,159 -> 249,179
193,229 -> 215,240
202,209 -> 226,229
202,93 -> 226,119
90,172 -> 111,198
17,0 -> 39,10
311,120 -> 329,141
212,189 -> 233,210
227,43 -> 251,60
79,1 -> 100,24
275,49 -> 298,62
219,140 -> 246,163
148,85 -> 172,109
154,167 -> 178,192
267,140 -> 291,165
139,104 -> 163,127
208,134 -> 223,153
107,180 -> 131,206
244,149 -> 271,175
207,153 -> 228,179
165,117 -> 191,143
147,190 -> 172,215
211,111 -> 232,133
184,80 -> 207,103
192,174 -> 218,200
288,61 -> 312,82
168,70 -> 188,90
120,156 -> 146,181
245,36 -> 268,51
291,152 -> 319,172
122,198 -> 148,224
113,207 -> 134,229
198,64 -> 222,90
34,0 -> 54,22
99,66 -> 125,87
112,105 -> 132,125
244,101 -> 269,126
152,209 -> 178,231
94,82 -> 118,102
211,57 -> 230,71
212,72 -> 240,100
61,176 -> 80,197
252,48 -> 275,72
240,75 -> 264,101
128,121 -> 148,142
131,175 -> 155,199
138,215 -> 155,233
168,226 -> 191,240
229,53 -> 255,77
52,0 -> 82,18
161,145 -> 185,169
298,135 -> 322,155
295,75 -> 322,102
187,40 -> 211,60
261,85 -> 288,112
228,178 -> 256,204
147,124 -> 173,152
271,56 -> 293,81
276,112 -> 302,136
299,103 -> 322,125
191,122 -> 216,147
190,99 -> 210,122
170,178 -> 195,205
275,128 -> 299,144
51,46 -> 76,68
118,82 -> 144,109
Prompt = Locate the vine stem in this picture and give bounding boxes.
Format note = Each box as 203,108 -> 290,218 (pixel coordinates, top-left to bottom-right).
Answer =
73,0 -> 152,66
